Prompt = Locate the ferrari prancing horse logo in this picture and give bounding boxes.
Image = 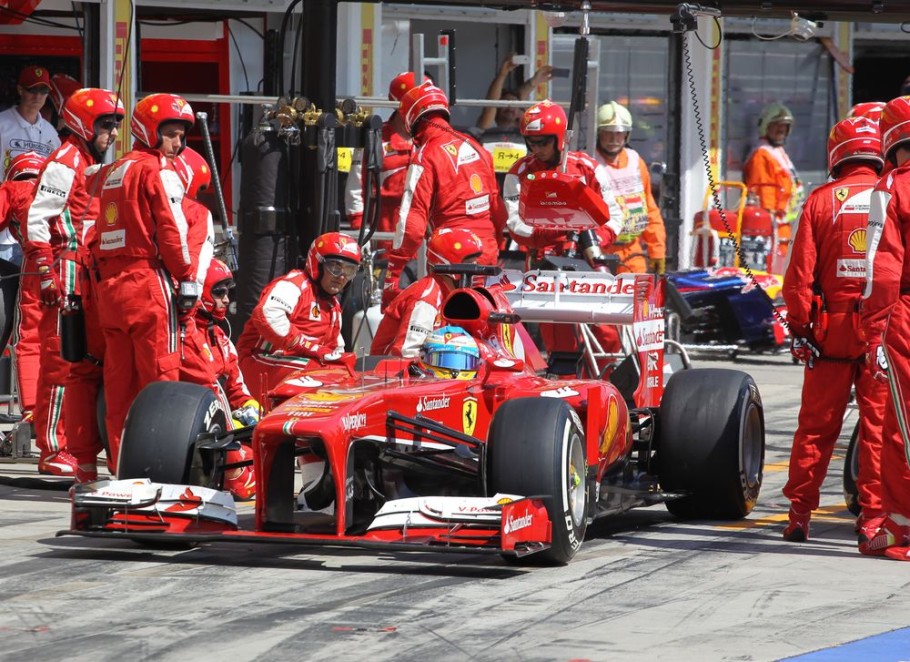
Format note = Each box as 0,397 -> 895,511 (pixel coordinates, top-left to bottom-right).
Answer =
835,187 -> 848,202
462,397 -> 478,436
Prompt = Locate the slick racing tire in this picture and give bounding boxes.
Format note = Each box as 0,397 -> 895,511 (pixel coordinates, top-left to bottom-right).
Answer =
118,382 -> 228,486
658,369 -> 764,519
843,421 -> 861,517
488,397 -> 587,565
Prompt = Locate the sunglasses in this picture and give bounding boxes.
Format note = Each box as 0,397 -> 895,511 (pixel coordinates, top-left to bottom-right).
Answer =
525,136 -> 553,148
25,86 -> 50,95
323,259 -> 358,279
97,119 -> 122,131
209,286 -> 231,298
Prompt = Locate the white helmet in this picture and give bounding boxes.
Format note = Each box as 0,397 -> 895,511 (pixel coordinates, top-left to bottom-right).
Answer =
758,102 -> 794,138
596,101 -> 633,133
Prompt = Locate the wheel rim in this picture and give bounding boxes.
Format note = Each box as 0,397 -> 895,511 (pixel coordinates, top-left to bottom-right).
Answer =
740,403 -> 763,490
566,430 -> 586,526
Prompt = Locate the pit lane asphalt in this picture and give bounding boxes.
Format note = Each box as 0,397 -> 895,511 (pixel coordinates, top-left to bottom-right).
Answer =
2,352 -> 909,662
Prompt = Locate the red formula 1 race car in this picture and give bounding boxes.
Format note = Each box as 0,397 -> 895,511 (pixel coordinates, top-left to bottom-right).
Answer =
64,266 -> 765,565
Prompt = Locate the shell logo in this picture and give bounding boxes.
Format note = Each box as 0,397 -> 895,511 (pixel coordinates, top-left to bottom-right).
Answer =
86,99 -> 94,108
151,105 -> 159,114
470,173 -> 483,194
848,228 -> 867,254
104,202 -> 117,226
599,396 -> 620,455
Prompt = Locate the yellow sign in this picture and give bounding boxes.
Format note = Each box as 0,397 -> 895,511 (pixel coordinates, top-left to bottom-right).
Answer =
835,187 -> 848,202
462,397 -> 478,436
337,147 -> 354,174
489,144 -> 526,173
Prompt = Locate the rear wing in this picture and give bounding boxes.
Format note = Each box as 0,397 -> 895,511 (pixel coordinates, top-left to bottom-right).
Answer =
492,269 -> 666,407
491,270 -> 652,325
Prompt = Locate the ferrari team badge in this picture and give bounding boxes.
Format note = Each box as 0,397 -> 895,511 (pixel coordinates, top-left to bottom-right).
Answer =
835,187 -> 849,202
462,397 -> 478,436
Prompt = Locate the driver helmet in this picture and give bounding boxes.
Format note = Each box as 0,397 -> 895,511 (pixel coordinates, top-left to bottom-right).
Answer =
521,99 -> 567,151
419,325 -> 481,380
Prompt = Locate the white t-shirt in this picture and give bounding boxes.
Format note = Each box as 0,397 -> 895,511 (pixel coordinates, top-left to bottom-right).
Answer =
0,106 -> 61,246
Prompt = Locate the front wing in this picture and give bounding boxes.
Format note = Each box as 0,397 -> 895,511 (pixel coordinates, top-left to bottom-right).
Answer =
62,479 -> 553,558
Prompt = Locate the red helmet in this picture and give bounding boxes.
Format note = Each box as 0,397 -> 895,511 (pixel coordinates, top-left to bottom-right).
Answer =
174,147 -> 211,199
848,101 -> 885,122
827,116 -> 883,173
305,232 -> 362,281
521,100 -> 567,151
61,87 -> 125,142
200,258 -> 234,320
388,72 -> 426,102
881,96 -> 910,162
131,93 -> 195,151
49,74 -> 81,115
399,82 -> 449,134
427,227 -> 484,267
4,151 -> 45,181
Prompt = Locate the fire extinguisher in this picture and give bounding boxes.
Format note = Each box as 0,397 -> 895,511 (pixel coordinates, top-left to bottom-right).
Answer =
60,294 -> 86,362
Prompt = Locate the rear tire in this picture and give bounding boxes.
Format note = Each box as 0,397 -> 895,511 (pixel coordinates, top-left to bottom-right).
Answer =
488,398 -> 587,565
658,369 -> 764,519
843,421 -> 861,517
118,382 -> 227,485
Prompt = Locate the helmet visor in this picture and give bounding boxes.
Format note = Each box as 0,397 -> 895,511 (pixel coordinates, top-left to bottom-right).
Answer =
423,349 -> 480,371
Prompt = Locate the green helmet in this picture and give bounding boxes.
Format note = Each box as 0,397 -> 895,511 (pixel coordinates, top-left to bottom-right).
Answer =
596,101 -> 633,133
758,102 -> 795,137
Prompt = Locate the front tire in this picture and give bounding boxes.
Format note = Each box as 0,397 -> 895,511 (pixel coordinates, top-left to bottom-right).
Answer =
488,398 -> 587,565
658,369 -> 765,519
118,381 -> 228,485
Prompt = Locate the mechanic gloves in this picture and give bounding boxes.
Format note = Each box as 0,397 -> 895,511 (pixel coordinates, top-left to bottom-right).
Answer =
868,343 -> 890,383
33,250 -> 62,307
790,335 -> 821,369
232,398 -> 261,428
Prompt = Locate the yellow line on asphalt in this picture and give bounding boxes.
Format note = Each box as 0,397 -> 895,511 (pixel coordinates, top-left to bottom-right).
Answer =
716,504 -> 854,530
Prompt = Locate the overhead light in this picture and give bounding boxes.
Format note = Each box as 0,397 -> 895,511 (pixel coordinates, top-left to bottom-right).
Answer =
542,11 -> 568,28
789,11 -> 817,41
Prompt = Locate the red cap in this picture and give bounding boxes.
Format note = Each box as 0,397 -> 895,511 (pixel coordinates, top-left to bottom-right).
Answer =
18,65 -> 51,90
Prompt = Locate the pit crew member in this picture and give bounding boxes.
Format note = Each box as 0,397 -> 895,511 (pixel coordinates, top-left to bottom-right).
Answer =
345,71 -> 422,252
198,259 -> 258,500
23,87 -> 123,476
383,82 -> 505,308
0,153 -> 44,434
781,115 -> 886,543
91,92 -> 214,467
743,102 -> 804,263
237,232 -> 361,401
593,101 -> 666,274
371,227 -> 484,357
859,95 -> 910,560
